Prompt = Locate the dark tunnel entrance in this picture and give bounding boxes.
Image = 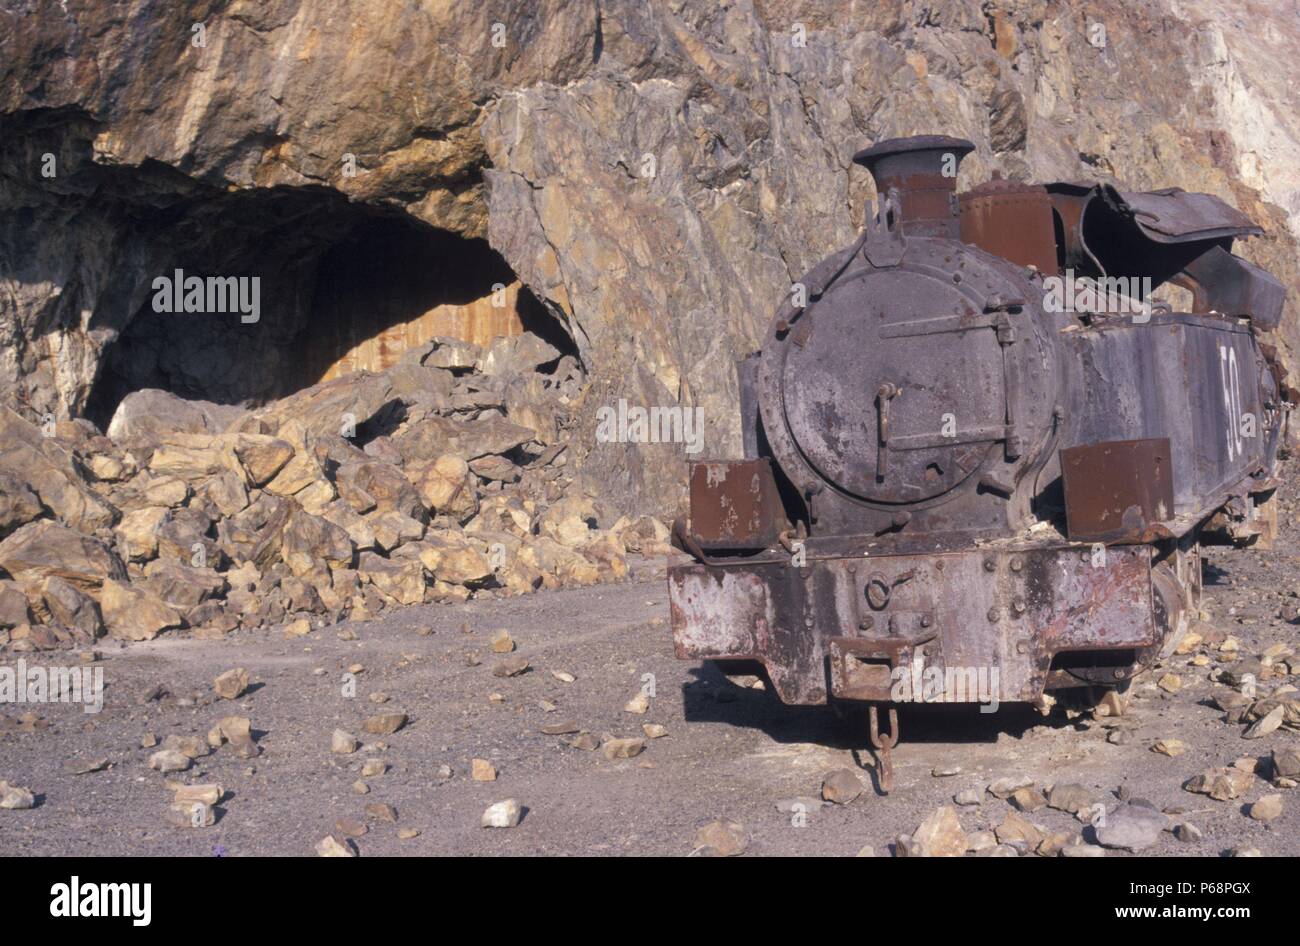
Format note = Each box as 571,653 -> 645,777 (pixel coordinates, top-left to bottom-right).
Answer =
84,188 -> 575,429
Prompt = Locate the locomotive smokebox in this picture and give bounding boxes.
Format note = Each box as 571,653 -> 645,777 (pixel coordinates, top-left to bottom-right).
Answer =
853,135 -> 974,238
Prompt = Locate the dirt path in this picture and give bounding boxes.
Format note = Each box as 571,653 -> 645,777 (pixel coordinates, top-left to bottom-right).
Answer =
1,533 -> 1297,856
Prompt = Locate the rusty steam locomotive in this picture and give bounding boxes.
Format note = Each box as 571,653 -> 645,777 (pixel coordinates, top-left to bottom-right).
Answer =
668,135 -> 1288,788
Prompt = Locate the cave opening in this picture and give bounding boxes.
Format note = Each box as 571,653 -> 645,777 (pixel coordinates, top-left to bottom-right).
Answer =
84,186 -> 574,430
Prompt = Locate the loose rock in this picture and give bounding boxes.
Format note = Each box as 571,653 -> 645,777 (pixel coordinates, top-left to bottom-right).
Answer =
1152,738 -> 1186,757
492,656 -> 529,677
213,667 -> 249,700
315,834 -> 357,857
481,799 -> 522,828
988,776 -> 1033,799
148,749 -> 192,773
907,806 -> 967,857
1095,804 -> 1168,853
362,713 -> 407,735
821,769 -> 864,805
1249,794 -> 1284,822
692,819 -> 747,857
602,737 -> 646,760
1185,766 -> 1255,801
0,781 -> 35,810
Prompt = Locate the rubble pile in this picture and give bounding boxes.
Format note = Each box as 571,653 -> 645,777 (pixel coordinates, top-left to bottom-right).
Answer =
0,333 -> 672,648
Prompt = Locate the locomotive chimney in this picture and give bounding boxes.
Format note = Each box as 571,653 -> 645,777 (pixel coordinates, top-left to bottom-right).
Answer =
853,135 -> 975,239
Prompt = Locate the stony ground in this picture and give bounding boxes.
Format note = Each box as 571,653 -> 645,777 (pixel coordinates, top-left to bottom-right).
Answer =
1,523 -> 1298,857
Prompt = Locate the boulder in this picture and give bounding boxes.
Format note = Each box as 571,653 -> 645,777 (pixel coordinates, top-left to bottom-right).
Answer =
155,514 -> 221,569
197,469 -> 250,517
106,389 -> 243,447
233,435 -> 296,487
217,494 -> 291,568
465,493 -> 534,537
0,407 -> 116,534
137,474 -> 190,508
99,578 -> 183,641
410,531 -> 493,585
318,500 -> 377,552
367,510 -> 426,552
25,576 -> 102,637
0,520 -> 127,591
391,414 -> 535,466
479,332 -> 560,377
411,453 -> 479,522
0,580 -> 32,628
468,454 -> 520,483
147,434 -> 235,480
416,337 -> 482,372
357,552 -> 426,606
115,505 -> 169,561
140,561 -> 227,611
280,507 -> 354,576
338,460 -> 425,521
254,372 -> 397,441
0,472 -> 43,538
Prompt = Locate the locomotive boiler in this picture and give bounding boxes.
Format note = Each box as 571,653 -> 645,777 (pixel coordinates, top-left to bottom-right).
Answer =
668,135 -> 1288,790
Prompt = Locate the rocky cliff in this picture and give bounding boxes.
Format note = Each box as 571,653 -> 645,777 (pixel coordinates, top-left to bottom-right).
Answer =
3,0 -> 1298,516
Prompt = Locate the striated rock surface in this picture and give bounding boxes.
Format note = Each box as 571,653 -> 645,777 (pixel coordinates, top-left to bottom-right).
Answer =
2,0 -> 1298,514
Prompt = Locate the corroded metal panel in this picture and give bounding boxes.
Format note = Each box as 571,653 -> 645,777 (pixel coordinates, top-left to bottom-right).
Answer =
959,181 -> 1059,274
669,545 -> 1156,706
1060,439 -> 1174,542
687,459 -> 783,550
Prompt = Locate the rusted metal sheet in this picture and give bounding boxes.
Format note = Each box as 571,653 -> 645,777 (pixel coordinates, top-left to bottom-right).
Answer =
688,459 -> 783,550
1178,245 -> 1285,330
1060,439 -> 1174,543
669,545 -> 1157,706
1118,188 -> 1262,243
959,180 -> 1059,274
852,136 -> 973,238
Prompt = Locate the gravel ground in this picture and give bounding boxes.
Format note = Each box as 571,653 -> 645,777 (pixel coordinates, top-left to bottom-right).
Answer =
1,520 -> 1297,857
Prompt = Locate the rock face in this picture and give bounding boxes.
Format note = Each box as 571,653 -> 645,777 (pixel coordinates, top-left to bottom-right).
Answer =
2,1 -> 1299,514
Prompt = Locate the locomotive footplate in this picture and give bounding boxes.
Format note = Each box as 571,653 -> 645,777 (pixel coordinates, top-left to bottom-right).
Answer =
669,543 -> 1162,707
